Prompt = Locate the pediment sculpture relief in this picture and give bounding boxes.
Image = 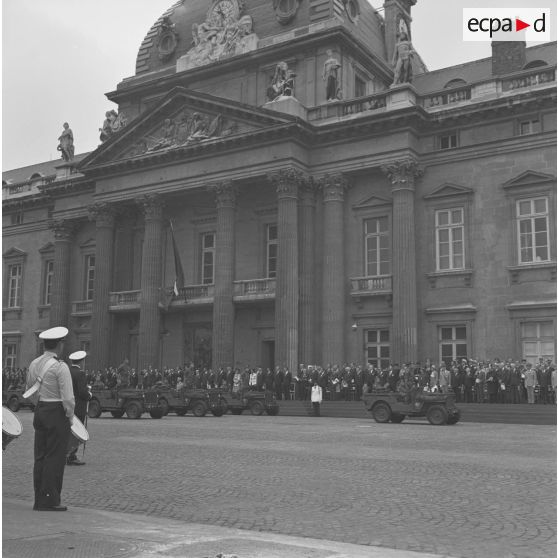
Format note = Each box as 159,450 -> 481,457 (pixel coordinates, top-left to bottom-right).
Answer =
177,0 -> 258,71
123,110 -> 240,157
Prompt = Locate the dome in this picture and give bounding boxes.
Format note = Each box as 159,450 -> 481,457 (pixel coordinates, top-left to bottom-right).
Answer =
135,0 -> 388,75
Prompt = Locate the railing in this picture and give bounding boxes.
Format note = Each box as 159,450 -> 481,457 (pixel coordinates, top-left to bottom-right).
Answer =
501,67 -> 556,92
109,290 -> 141,306
307,91 -> 388,121
425,86 -> 471,108
71,300 -> 93,314
350,275 -> 392,295
180,284 -> 214,299
233,278 -> 276,297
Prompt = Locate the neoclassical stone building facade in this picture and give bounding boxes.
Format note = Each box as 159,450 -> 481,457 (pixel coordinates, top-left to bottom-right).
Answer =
3,0 -> 556,373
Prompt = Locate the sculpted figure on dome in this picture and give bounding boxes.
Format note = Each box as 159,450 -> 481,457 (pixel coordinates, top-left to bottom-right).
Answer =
177,0 -> 258,71
99,109 -> 128,143
391,31 -> 415,86
267,61 -> 295,102
57,122 -> 74,161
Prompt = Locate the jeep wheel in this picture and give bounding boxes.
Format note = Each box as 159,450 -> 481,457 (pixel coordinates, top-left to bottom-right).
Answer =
211,407 -> 225,417
7,397 -> 20,413
266,406 -> 279,416
111,410 -> 124,418
371,402 -> 391,423
427,405 -> 448,425
159,398 -> 169,416
231,408 -> 243,415
447,411 -> 461,425
88,399 -> 102,419
150,408 -> 164,419
125,401 -> 142,419
191,401 -> 207,417
249,400 -> 265,416
390,413 -> 405,423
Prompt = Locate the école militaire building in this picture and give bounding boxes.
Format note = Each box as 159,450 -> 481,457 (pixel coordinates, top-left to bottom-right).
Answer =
2,0 -> 556,373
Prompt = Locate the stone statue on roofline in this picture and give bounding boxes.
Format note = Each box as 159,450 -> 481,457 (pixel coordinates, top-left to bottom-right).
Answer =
266,61 -> 295,102
99,109 -> 128,143
391,31 -> 415,86
57,122 -> 74,162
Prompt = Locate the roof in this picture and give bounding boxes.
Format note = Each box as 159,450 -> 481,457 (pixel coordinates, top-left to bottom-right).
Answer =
2,153 -> 90,184
413,42 -> 557,94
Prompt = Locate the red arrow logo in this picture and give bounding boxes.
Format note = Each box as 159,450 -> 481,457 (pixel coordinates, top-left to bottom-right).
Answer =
516,18 -> 530,31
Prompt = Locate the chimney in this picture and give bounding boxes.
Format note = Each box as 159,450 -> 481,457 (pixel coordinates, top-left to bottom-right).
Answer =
491,41 -> 526,75
383,0 -> 416,64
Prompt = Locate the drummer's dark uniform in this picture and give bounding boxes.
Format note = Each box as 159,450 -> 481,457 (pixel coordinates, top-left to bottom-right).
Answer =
66,363 -> 91,462
26,352 -> 75,509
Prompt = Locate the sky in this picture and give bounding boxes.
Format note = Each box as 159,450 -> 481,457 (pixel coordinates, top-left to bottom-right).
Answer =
2,0 -> 556,171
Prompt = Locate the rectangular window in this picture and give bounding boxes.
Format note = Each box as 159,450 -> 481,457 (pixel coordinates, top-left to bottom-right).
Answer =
10,212 -> 23,225
201,232 -> 215,285
366,329 -> 390,370
43,260 -> 54,305
355,76 -> 366,98
436,208 -> 465,270
439,326 -> 467,366
7,264 -> 22,308
519,119 -> 541,135
84,255 -> 95,301
517,197 -> 549,264
365,217 -> 390,276
521,321 -> 554,364
3,342 -> 17,369
266,224 -> 277,279
439,133 -> 458,150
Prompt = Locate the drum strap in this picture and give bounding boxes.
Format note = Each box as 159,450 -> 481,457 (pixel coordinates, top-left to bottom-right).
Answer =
34,357 -> 59,402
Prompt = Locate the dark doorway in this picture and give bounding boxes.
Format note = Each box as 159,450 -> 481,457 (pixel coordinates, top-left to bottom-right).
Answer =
261,340 -> 275,370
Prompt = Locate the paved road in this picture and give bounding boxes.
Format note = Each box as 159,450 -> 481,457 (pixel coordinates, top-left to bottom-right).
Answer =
3,411 -> 556,558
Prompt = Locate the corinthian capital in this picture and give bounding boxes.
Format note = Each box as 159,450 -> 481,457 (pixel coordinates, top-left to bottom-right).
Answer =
318,173 -> 349,202
208,180 -> 237,209
381,159 -> 423,189
136,194 -> 165,220
88,202 -> 116,227
48,219 -> 76,240
267,167 -> 307,199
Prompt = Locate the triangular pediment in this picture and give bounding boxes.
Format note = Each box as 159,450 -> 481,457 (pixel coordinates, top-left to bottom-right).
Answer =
352,194 -> 392,211
503,170 -> 556,190
79,87 -> 299,170
38,242 -> 54,254
3,247 -> 27,259
424,183 -> 473,200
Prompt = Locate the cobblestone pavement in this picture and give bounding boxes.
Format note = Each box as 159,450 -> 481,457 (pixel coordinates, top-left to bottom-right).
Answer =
3,412 -> 555,558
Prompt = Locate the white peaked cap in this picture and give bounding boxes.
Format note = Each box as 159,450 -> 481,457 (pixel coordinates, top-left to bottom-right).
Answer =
69,350 -> 87,361
39,326 -> 69,340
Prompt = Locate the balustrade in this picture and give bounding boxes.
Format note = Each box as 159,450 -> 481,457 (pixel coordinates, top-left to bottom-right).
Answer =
350,275 -> 392,295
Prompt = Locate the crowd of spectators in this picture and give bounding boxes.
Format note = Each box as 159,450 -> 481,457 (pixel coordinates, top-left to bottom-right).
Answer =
4,357 -> 556,405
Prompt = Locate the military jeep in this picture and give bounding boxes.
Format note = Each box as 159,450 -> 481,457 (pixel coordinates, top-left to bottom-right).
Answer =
147,384 -> 227,417
88,387 -> 163,419
219,389 -> 280,416
3,388 -> 35,413
362,389 -> 460,425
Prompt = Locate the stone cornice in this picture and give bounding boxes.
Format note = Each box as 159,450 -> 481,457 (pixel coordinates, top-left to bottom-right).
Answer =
2,193 -> 52,212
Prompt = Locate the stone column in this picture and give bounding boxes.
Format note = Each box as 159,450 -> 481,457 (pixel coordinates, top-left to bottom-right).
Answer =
268,168 -> 301,375
136,194 -> 165,371
299,177 -> 317,365
381,159 -> 422,364
88,203 -> 116,372
209,181 -> 237,370
48,220 -> 75,328
320,174 -> 348,366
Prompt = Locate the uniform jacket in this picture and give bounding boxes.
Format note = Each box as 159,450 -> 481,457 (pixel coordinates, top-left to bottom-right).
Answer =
69,364 -> 92,421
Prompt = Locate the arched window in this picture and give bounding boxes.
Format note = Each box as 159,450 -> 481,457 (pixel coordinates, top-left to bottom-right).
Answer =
523,60 -> 547,70
444,78 -> 467,89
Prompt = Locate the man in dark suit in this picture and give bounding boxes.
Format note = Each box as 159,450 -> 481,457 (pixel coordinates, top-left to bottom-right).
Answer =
66,351 -> 92,466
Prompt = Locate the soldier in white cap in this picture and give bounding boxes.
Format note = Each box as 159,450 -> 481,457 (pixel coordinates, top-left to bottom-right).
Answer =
66,350 -> 92,466
25,326 -> 75,511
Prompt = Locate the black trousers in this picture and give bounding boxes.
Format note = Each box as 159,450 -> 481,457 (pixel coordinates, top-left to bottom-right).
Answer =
33,402 -> 71,508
